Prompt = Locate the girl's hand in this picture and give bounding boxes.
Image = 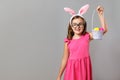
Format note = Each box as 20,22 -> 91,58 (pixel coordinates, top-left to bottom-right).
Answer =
56,77 -> 61,80
96,5 -> 104,16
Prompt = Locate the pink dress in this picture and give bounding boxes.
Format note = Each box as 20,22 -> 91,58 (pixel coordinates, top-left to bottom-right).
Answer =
64,33 -> 92,80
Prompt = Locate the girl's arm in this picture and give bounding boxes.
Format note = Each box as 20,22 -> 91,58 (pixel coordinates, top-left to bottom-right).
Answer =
57,43 -> 69,80
97,5 -> 108,35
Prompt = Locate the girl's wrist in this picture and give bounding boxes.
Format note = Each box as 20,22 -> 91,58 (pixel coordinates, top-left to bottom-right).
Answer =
57,73 -> 62,78
98,14 -> 104,17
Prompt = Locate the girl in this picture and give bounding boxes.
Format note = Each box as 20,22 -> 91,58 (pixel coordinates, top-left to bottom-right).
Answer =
57,4 -> 108,80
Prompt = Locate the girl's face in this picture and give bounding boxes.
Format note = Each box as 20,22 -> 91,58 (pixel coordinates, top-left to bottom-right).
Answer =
71,18 -> 84,35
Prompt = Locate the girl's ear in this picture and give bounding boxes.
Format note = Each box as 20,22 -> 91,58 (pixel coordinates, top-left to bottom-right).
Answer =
79,4 -> 89,15
64,7 -> 76,15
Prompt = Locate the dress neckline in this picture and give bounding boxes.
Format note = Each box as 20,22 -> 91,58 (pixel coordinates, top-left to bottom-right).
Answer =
72,35 -> 83,40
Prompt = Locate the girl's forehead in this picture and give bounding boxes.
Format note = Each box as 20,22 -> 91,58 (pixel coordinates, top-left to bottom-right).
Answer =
72,18 -> 84,23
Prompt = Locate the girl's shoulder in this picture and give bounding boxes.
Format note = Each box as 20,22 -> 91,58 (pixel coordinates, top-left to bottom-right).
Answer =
84,32 -> 90,37
64,38 -> 71,45
64,38 -> 70,42
83,32 -> 91,40
86,32 -> 94,40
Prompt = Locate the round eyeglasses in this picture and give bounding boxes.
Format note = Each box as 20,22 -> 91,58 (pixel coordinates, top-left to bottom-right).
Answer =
71,22 -> 84,28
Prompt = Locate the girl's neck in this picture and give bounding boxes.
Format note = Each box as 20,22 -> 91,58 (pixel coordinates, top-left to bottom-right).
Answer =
73,34 -> 82,39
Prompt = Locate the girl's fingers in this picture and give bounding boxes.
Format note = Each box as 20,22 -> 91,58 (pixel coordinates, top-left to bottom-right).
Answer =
96,5 -> 104,15
97,6 -> 104,11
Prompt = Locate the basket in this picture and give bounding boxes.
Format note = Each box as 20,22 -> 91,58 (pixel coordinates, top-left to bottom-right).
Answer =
91,10 -> 104,40
92,29 -> 103,40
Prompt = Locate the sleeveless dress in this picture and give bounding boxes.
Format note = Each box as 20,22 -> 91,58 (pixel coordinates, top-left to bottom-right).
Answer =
64,33 -> 92,80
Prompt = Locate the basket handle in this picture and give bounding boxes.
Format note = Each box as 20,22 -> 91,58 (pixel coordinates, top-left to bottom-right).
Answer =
91,9 -> 96,31
91,8 -> 104,31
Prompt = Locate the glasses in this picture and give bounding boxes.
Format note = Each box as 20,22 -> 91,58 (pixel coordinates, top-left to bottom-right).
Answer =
71,23 -> 84,28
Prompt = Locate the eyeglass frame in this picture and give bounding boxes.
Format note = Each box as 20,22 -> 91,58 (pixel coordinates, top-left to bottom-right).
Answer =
71,22 -> 85,28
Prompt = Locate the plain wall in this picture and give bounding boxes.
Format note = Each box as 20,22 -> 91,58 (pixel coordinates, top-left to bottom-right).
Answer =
0,0 -> 120,80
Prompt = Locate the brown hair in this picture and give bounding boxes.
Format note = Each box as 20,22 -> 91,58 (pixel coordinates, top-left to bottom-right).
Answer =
67,16 -> 87,40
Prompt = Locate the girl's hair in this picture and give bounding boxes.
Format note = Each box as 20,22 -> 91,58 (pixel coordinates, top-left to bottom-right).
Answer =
67,16 -> 87,40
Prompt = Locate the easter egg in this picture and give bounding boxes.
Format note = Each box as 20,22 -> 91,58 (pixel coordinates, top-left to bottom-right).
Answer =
94,27 -> 99,31
99,27 -> 104,31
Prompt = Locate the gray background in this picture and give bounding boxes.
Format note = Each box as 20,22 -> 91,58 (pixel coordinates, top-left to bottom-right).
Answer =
0,0 -> 120,80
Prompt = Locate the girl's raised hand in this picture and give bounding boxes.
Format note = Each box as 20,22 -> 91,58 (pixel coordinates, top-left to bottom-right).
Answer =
96,5 -> 104,15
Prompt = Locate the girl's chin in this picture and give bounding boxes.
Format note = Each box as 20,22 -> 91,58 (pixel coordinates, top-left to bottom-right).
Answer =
75,32 -> 82,35
74,31 -> 82,34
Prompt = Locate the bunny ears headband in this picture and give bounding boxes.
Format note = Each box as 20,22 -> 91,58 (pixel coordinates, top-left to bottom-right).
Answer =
64,4 -> 89,25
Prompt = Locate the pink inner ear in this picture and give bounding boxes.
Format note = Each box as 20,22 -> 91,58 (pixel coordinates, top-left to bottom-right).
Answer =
80,9 -> 84,14
79,4 -> 89,15
64,7 -> 76,15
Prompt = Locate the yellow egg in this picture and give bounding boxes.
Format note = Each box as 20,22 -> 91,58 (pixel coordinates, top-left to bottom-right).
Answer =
94,27 -> 99,31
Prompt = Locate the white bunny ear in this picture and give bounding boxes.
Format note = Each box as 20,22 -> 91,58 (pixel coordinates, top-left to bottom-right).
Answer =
64,7 -> 76,15
79,4 -> 89,15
